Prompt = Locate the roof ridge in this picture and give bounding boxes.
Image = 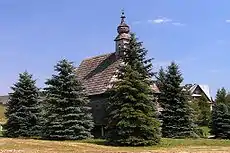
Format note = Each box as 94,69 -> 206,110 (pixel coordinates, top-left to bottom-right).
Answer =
82,52 -> 114,61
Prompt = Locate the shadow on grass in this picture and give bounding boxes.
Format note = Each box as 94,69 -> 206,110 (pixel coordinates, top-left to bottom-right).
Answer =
80,138 -> 230,149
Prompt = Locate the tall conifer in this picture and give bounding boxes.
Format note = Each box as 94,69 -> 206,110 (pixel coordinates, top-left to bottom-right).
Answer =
4,71 -> 42,137
210,103 -> 230,139
106,34 -> 161,146
157,62 -> 197,138
42,59 -> 94,140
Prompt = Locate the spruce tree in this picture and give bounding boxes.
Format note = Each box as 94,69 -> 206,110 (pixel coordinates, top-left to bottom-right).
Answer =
215,87 -> 227,104
157,62 -> 197,138
42,59 -> 94,140
126,33 -> 154,78
210,103 -> 230,139
106,34 -> 161,146
156,67 -> 166,91
3,71 -> 42,138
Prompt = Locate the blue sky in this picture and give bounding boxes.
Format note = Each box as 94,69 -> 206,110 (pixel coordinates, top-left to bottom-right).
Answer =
0,0 -> 230,97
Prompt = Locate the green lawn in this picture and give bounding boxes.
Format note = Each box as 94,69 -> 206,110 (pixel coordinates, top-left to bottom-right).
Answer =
83,138 -> 230,148
200,126 -> 211,137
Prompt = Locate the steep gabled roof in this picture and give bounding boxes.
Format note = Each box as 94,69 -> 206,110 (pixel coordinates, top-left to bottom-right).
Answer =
75,52 -> 159,96
75,53 -> 121,96
151,83 -> 160,94
189,84 -> 212,102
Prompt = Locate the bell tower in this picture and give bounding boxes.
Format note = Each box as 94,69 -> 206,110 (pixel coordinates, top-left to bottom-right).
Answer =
114,10 -> 131,58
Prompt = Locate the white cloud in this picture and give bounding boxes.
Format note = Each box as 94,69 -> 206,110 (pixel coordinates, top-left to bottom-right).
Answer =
148,17 -> 172,24
132,17 -> 185,27
153,60 -> 183,70
209,69 -> 221,73
172,22 -> 185,26
147,17 -> 185,27
226,19 -> 230,23
132,21 -> 141,25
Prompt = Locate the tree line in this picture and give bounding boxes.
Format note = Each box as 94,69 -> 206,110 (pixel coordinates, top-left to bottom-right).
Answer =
3,33 -> 230,146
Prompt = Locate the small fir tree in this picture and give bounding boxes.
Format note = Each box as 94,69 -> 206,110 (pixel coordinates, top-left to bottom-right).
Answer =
42,59 -> 94,140
189,99 -> 201,125
155,67 -> 165,92
3,71 -> 42,137
215,87 -> 227,104
106,34 -> 161,146
210,103 -> 230,139
157,62 -> 197,138
197,94 -> 211,126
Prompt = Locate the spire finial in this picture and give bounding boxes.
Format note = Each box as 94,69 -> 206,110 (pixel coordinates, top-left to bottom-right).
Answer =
115,9 -> 130,41
121,9 -> 126,23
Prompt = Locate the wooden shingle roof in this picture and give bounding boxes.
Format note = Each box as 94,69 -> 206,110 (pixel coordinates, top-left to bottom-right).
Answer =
76,52 -> 160,96
75,53 -> 121,96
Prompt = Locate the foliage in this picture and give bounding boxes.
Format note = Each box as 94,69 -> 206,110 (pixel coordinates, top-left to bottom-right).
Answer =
3,71 -> 42,138
189,99 -> 201,125
215,87 -> 228,104
42,59 -> 94,140
157,62 -> 197,138
190,94 -> 211,126
225,94 -> 230,104
127,33 -> 155,78
197,94 -> 211,126
199,126 -> 210,137
209,103 -> 230,139
193,128 -> 205,138
106,33 -> 161,146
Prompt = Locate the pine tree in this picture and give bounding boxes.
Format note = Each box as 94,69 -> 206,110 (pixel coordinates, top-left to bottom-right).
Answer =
215,87 -> 227,104
3,71 -> 42,138
157,62 -> 197,138
210,103 -> 230,139
106,34 -> 161,146
42,59 -> 94,140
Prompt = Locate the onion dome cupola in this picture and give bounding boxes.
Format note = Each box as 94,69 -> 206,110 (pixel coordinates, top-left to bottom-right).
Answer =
114,10 -> 131,57
115,10 -> 131,41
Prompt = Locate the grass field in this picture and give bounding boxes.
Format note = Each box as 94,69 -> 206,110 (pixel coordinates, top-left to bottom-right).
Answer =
0,138 -> 230,153
0,104 -> 6,123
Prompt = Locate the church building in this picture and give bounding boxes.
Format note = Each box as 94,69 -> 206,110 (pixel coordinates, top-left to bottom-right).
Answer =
75,11 -> 159,138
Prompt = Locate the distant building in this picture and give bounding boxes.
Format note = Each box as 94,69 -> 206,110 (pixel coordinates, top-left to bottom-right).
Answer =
186,84 -> 213,110
0,95 -> 9,105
